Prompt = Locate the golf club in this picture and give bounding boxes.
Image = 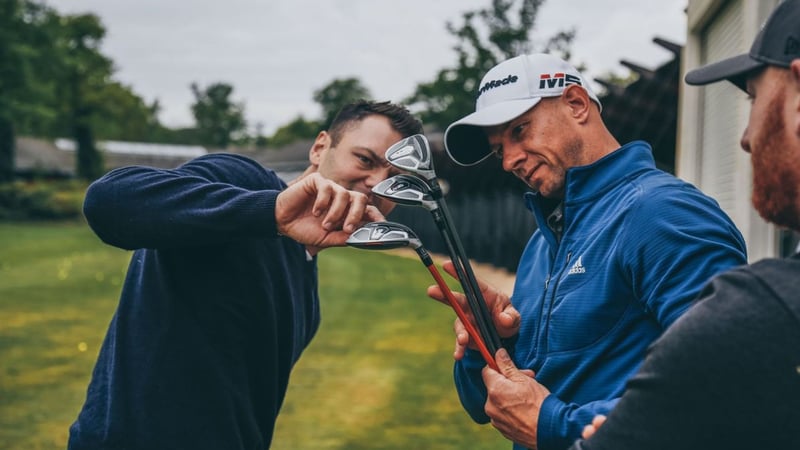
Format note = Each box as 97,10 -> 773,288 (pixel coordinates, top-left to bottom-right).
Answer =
346,221 -> 498,371
384,135 -> 502,353
372,175 -> 501,356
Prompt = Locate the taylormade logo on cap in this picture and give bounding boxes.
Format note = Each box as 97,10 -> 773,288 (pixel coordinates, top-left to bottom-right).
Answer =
478,75 -> 520,96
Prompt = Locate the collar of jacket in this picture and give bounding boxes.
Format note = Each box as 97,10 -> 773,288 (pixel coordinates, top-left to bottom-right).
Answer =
524,140 -> 656,243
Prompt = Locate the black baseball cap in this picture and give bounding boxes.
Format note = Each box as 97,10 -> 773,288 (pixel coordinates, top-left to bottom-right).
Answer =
685,0 -> 800,91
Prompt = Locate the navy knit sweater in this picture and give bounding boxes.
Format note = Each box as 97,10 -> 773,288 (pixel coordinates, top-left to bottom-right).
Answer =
69,153 -> 320,449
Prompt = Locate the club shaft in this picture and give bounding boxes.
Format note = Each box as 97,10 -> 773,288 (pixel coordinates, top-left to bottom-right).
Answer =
437,199 -> 503,352
431,208 -> 501,355
426,264 -> 499,371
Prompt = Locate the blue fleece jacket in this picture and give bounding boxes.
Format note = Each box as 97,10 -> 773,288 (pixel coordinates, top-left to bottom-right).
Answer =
453,141 -> 747,450
69,153 -> 320,449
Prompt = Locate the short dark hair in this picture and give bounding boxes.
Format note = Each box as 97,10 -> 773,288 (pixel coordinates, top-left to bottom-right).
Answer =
327,100 -> 423,147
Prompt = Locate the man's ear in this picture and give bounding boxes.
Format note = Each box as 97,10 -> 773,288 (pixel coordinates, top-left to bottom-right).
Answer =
309,131 -> 331,167
561,84 -> 592,124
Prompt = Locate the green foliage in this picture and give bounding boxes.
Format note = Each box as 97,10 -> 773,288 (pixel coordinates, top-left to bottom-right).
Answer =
90,81 -> 161,142
405,0 -> 575,130
0,0 -> 198,178
0,180 -> 87,220
313,77 -> 372,128
53,13 -> 113,181
0,223 -> 508,449
0,0 -> 59,181
269,115 -> 320,148
190,82 -> 247,149
0,117 -> 13,182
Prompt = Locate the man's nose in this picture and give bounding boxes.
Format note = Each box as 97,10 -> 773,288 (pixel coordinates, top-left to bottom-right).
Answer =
502,144 -> 525,173
740,126 -> 752,154
366,168 -> 392,189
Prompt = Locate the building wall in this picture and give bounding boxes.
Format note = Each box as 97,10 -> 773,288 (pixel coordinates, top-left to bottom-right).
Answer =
678,0 -> 782,261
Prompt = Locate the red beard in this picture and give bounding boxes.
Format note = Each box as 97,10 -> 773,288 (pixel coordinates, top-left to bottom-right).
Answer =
750,92 -> 800,231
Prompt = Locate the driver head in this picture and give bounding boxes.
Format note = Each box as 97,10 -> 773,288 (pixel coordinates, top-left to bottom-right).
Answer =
384,134 -> 436,181
346,221 -> 422,250
372,174 -> 438,210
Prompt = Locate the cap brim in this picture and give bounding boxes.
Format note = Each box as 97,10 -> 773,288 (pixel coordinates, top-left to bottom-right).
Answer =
684,53 -> 766,92
444,98 -> 542,166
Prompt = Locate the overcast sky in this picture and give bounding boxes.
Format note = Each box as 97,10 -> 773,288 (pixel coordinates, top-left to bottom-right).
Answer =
44,0 -> 688,134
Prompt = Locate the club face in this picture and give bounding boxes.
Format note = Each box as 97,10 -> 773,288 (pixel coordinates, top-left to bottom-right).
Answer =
346,221 -> 421,250
372,174 -> 438,210
385,134 -> 436,181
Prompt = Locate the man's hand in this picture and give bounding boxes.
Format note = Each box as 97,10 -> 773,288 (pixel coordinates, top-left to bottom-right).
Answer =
426,260 -> 520,360
482,349 -> 549,450
581,415 -> 607,440
275,172 -> 384,249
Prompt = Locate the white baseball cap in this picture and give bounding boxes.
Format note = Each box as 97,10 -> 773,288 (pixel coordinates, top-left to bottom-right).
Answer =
444,53 -> 602,166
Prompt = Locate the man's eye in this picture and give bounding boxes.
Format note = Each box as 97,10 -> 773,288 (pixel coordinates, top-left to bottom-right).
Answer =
511,123 -> 528,140
356,154 -> 373,165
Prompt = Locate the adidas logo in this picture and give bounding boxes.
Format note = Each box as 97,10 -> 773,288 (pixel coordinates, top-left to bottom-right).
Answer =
568,256 -> 586,275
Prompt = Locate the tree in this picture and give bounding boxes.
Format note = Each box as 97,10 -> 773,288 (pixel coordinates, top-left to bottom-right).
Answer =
0,0 -> 59,182
269,115 -> 319,148
405,0 -> 575,130
52,13 -> 114,181
312,77 -> 372,128
190,82 -> 246,149
91,81 -> 161,142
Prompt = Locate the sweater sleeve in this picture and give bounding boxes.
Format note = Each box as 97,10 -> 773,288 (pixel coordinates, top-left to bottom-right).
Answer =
83,153 -> 284,250
453,349 -> 492,423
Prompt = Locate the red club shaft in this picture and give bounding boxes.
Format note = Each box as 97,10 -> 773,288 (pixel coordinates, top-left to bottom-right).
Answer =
426,264 -> 499,371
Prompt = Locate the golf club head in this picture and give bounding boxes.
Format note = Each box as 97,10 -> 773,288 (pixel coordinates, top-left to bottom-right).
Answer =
372,174 -> 438,211
346,221 -> 422,251
385,134 -> 436,182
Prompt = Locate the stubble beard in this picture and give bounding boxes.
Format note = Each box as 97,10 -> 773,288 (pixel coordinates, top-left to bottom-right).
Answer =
547,137 -> 583,199
750,92 -> 800,231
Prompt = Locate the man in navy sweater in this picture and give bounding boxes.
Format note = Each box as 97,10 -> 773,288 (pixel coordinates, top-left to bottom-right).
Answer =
68,100 -> 422,449
427,54 -> 747,449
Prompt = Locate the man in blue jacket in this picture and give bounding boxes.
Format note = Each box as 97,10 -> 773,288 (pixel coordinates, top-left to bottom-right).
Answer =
571,1 -> 800,448
69,100 -> 422,449
427,53 -> 748,450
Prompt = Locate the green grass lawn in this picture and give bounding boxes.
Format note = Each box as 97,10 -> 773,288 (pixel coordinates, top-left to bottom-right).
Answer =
0,221 -> 507,449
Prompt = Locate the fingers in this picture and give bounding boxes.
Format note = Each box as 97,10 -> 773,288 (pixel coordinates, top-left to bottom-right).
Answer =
426,283 -> 473,360
582,415 -> 607,439
314,184 -> 362,232
276,173 -> 390,248
493,348 -> 518,377
363,205 -> 385,224
441,260 -> 493,297
441,260 -> 519,339
495,303 -> 521,338
426,284 -> 450,307
453,317 -> 470,360
308,175 -> 383,233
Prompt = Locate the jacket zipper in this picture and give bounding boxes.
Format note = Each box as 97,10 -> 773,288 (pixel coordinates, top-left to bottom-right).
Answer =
539,251 -> 572,355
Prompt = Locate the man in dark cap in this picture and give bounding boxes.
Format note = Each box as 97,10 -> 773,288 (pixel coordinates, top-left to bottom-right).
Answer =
570,1 -> 800,448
